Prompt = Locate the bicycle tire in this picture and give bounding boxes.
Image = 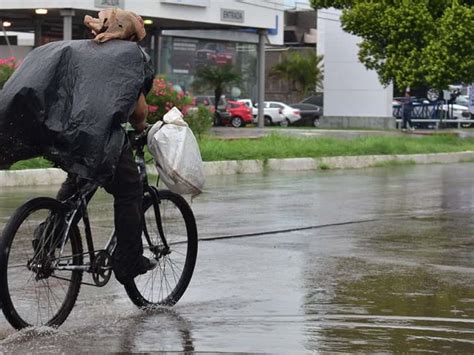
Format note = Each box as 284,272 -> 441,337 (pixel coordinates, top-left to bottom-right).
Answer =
125,190 -> 198,308
0,197 -> 83,329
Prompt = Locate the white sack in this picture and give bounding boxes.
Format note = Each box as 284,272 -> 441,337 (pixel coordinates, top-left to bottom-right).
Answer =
147,107 -> 205,196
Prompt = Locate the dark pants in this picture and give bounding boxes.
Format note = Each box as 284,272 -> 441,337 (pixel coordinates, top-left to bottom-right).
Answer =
57,142 -> 143,283
402,111 -> 412,129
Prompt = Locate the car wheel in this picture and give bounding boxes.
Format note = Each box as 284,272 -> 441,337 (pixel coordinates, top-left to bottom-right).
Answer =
264,116 -> 272,126
231,116 -> 243,128
279,119 -> 289,128
312,117 -> 320,127
213,114 -> 221,126
426,88 -> 441,102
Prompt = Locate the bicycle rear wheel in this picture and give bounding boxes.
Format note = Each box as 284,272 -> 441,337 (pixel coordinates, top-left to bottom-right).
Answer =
125,190 -> 198,308
0,198 -> 83,329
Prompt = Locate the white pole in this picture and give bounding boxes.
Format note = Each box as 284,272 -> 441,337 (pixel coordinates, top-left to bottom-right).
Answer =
257,29 -> 266,128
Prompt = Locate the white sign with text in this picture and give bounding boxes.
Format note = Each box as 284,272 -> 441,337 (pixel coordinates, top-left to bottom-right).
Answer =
95,0 -> 124,8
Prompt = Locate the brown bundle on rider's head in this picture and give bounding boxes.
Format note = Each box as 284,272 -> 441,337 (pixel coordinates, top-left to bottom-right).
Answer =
84,8 -> 146,43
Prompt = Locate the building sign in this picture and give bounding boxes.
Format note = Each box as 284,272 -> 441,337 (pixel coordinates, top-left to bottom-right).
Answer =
161,0 -> 210,7
221,9 -> 244,23
95,0 -> 124,8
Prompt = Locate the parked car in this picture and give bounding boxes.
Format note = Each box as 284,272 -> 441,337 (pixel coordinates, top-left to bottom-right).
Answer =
440,103 -> 471,120
289,103 -> 321,127
194,96 -> 252,127
454,95 -> 469,107
238,99 -> 258,117
226,100 -> 253,127
300,93 -> 323,108
238,99 -> 286,126
264,101 -> 301,126
194,95 -> 230,126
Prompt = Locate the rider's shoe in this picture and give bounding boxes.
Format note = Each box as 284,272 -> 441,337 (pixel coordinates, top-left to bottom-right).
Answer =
115,256 -> 158,284
136,255 -> 158,275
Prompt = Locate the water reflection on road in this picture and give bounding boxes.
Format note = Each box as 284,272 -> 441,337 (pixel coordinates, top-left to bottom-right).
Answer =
0,163 -> 473,352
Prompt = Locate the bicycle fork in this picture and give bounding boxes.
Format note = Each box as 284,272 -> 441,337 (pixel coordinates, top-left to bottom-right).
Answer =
143,186 -> 171,258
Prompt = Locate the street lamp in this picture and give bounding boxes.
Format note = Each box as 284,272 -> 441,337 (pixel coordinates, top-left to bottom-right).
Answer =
35,9 -> 48,15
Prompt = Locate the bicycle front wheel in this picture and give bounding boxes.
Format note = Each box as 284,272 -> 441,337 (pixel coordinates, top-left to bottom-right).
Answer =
125,190 -> 198,308
0,198 -> 83,329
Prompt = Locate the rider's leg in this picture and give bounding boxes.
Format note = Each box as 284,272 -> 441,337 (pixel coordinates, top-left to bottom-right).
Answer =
33,174 -> 81,251
57,173 -> 79,200
104,141 -> 153,284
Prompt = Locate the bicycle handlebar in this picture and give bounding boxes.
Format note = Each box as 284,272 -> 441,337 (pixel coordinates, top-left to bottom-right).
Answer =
128,124 -> 151,151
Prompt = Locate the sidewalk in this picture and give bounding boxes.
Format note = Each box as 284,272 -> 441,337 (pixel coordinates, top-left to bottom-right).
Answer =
2,151 -> 474,188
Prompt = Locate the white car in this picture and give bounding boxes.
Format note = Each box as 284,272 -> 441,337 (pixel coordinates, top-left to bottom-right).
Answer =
238,99 -> 286,126
440,103 -> 470,120
454,95 -> 470,108
264,101 -> 302,126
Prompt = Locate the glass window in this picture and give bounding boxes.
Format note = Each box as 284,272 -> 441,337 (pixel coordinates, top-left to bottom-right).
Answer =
160,36 -> 257,100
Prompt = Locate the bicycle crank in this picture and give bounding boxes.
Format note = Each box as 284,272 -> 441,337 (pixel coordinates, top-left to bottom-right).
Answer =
92,250 -> 112,286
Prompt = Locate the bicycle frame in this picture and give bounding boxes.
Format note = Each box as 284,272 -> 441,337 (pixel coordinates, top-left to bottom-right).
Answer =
53,131 -> 169,277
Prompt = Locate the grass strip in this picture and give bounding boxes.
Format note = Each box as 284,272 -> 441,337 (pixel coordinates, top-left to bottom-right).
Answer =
199,134 -> 474,161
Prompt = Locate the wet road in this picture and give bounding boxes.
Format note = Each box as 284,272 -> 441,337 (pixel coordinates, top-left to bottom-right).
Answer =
0,163 -> 473,352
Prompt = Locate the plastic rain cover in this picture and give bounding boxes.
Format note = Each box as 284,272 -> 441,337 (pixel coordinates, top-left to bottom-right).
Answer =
0,39 -> 153,184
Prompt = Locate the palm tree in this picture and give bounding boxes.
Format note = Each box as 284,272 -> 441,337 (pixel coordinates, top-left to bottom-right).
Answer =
270,50 -> 324,100
192,64 -> 241,116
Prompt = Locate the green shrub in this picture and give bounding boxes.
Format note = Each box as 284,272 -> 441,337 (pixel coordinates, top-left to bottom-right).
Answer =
184,105 -> 213,140
0,57 -> 17,89
146,75 -> 193,123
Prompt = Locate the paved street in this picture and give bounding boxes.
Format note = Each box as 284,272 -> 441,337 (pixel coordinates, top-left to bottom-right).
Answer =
0,163 -> 473,352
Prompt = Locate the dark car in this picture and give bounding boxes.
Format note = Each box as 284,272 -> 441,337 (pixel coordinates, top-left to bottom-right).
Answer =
289,103 -> 322,127
194,95 -> 231,126
300,93 -> 323,107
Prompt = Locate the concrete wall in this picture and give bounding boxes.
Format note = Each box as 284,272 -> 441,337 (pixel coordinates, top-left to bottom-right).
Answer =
317,8 -> 392,122
319,116 -> 396,129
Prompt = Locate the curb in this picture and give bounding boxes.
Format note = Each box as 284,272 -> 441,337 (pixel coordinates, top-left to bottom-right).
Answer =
1,151 -> 474,187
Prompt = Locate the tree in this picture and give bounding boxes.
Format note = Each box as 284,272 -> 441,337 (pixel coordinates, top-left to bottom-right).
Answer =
310,0 -> 474,91
192,64 -> 241,115
270,50 -> 324,100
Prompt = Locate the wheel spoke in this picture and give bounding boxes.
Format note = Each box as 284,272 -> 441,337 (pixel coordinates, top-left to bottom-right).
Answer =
124,191 -> 197,308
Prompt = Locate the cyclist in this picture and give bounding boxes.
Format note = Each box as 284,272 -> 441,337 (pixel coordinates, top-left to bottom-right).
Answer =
0,9 -> 157,284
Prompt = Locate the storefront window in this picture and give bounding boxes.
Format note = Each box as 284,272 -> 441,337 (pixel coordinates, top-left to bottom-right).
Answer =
159,36 -> 257,99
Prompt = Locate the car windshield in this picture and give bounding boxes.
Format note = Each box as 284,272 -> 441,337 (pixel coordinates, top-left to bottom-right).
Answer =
456,96 -> 469,106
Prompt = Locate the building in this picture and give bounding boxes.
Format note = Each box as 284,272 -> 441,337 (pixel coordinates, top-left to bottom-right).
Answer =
265,7 -> 317,103
317,8 -> 393,128
0,0 -> 285,119
1,2 -> 395,128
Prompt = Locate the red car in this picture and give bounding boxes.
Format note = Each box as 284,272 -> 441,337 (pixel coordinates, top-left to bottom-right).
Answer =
225,100 -> 253,128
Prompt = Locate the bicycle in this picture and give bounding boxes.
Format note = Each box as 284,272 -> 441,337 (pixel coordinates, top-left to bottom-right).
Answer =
0,130 -> 198,330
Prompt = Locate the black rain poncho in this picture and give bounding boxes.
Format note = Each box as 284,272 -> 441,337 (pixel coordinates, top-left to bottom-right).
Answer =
0,39 -> 153,184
